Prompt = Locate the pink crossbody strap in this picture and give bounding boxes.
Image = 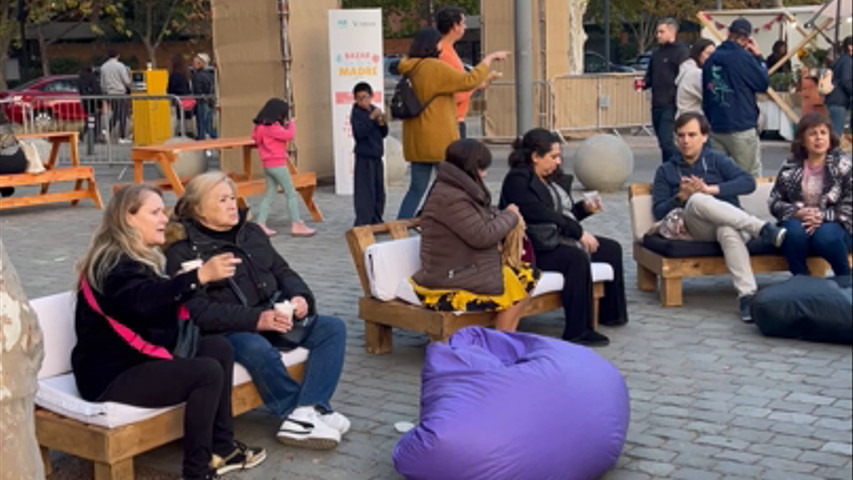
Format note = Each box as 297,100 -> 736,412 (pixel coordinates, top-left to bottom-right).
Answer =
80,277 -> 173,360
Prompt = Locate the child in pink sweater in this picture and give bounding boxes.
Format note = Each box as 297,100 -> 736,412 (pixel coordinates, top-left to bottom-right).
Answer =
252,98 -> 314,237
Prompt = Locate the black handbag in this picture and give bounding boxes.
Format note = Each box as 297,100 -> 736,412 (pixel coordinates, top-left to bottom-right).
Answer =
390,60 -> 437,119
526,223 -> 562,251
228,279 -> 315,348
173,305 -> 200,358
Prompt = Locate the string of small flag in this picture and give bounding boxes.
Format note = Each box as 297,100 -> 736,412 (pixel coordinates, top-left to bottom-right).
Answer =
703,13 -> 786,33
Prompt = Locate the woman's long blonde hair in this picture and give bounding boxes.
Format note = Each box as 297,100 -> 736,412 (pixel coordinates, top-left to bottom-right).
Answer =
76,185 -> 166,292
172,170 -> 236,223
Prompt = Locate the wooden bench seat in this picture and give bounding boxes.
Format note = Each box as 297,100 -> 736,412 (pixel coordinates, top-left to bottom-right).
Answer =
2,131 -> 103,210
345,220 -> 606,354
629,181 -> 852,307
30,291 -> 305,480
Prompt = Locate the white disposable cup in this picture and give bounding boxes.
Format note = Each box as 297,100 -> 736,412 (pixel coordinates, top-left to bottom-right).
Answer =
274,300 -> 294,319
180,259 -> 203,273
583,191 -> 603,213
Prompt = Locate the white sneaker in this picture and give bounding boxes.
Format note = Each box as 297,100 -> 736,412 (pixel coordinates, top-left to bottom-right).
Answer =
320,411 -> 351,436
277,406 -> 341,450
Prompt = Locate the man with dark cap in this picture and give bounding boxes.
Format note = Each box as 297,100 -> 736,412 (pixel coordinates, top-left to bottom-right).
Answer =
702,18 -> 769,177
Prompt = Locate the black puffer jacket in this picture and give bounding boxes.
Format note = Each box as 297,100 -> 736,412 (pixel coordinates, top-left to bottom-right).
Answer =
72,257 -> 201,401
164,211 -> 315,333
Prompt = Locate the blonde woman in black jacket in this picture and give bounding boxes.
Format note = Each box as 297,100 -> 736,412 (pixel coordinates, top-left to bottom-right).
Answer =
72,185 -> 265,480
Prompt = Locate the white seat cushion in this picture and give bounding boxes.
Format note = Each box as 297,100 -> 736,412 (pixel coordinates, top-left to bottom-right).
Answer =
364,236 -> 421,301
35,348 -> 309,429
29,290 -> 310,428
31,291 -> 77,379
395,264 -> 612,307
630,194 -> 655,243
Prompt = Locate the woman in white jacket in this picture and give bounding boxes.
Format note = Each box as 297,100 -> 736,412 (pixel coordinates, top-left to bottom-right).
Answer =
676,39 -> 716,118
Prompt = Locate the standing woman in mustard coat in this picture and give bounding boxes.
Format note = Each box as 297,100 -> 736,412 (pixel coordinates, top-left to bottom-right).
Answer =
396,28 -> 508,219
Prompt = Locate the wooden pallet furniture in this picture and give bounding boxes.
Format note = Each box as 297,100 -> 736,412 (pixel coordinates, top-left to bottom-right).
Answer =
345,220 -> 606,354
1,131 -> 103,210
31,291 -> 305,480
628,181 -> 851,307
128,137 -> 323,222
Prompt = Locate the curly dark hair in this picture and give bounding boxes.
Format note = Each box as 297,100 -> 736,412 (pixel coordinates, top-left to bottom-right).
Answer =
790,113 -> 839,160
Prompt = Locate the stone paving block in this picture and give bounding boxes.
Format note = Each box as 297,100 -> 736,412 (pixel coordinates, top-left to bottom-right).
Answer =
813,405 -> 853,419
712,449 -> 762,465
761,470 -> 826,480
730,405 -> 772,418
633,460 -> 676,477
798,450 -> 852,467
814,417 -> 852,431
747,443 -> 804,460
767,399 -> 819,414
767,411 -> 819,424
696,435 -> 749,450
786,392 -> 838,406
769,433 -> 824,450
714,460 -> 765,477
672,468 -> 722,480
813,466 -> 853,479
820,442 -> 853,456
758,457 -> 820,474
723,426 -> 773,444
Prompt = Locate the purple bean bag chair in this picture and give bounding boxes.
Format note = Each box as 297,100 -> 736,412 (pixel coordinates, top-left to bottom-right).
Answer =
393,327 -> 629,480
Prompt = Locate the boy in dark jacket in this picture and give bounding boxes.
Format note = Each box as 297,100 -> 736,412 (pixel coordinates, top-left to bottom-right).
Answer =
702,18 -> 769,177
652,112 -> 785,322
350,82 -> 389,226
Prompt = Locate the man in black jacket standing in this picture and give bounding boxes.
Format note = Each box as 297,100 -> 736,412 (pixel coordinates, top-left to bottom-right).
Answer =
644,18 -> 688,163
826,36 -> 852,137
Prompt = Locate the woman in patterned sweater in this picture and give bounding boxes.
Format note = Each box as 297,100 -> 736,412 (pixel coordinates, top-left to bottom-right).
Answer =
769,113 -> 852,276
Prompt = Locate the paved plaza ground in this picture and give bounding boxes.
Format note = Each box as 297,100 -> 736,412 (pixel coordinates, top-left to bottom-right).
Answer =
1,129 -> 851,479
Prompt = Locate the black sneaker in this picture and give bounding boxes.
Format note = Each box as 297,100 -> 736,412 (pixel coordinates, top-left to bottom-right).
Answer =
739,294 -> 755,323
570,330 -> 610,347
210,440 -> 267,475
759,223 -> 787,248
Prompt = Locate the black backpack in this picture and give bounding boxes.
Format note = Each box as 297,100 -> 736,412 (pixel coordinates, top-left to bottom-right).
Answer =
390,60 -> 436,119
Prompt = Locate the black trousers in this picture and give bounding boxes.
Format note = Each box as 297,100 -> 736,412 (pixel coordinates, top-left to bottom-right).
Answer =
534,236 -> 628,339
0,149 -> 28,197
458,121 -> 467,139
353,154 -> 385,226
98,335 -> 235,478
108,97 -> 129,139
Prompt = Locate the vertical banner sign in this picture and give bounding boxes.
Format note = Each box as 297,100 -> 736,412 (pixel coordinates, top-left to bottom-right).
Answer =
329,9 -> 384,195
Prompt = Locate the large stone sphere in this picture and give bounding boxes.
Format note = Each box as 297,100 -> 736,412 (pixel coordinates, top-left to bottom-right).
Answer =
157,136 -> 207,178
571,134 -> 634,192
385,136 -> 407,185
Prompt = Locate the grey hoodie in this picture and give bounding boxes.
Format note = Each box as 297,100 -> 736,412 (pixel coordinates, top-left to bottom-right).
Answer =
675,58 -> 703,118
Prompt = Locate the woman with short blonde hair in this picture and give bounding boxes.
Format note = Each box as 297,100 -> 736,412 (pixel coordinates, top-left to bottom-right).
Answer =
73,184 -> 266,479
165,171 -> 349,450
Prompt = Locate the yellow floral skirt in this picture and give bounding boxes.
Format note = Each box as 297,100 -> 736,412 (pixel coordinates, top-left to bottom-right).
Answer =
410,264 -> 541,312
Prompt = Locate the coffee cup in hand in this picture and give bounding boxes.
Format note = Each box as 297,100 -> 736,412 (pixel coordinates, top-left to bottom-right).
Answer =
274,300 -> 294,319
180,259 -> 203,274
583,191 -> 603,213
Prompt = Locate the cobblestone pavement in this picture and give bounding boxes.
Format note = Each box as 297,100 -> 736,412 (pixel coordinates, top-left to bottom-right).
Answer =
1,134 -> 850,480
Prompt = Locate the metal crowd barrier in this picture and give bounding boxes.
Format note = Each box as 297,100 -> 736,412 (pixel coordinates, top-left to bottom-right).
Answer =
1,93 -> 218,167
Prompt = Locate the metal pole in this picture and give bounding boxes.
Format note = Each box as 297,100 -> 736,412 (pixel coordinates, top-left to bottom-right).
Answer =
515,0 -> 533,136
834,0 -> 841,59
604,0 -> 611,70
716,0 -> 722,10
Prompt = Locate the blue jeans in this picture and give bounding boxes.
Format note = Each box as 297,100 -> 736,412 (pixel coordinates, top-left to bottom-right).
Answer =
397,163 -> 436,219
195,102 -> 217,140
827,105 -> 849,137
226,315 -> 346,417
652,107 -> 677,163
781,219 -> 853,276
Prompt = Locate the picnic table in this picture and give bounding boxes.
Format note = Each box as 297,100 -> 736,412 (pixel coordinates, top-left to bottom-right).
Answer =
128,137 -> 323,222
1,131 -> 103,210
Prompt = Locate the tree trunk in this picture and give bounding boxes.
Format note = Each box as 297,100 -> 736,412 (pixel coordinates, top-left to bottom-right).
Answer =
144,3 -> 156,67
568,0 -> 590,75
0,0 -> 19,90
36,24 -> 49,76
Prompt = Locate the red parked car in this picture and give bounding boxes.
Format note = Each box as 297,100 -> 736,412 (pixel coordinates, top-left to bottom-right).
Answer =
0,75 -> 87,126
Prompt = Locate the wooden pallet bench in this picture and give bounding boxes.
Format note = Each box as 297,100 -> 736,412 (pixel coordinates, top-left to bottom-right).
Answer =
345,220 -> 608,354
1,132 -> 102,210
628,180 -> 851,307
